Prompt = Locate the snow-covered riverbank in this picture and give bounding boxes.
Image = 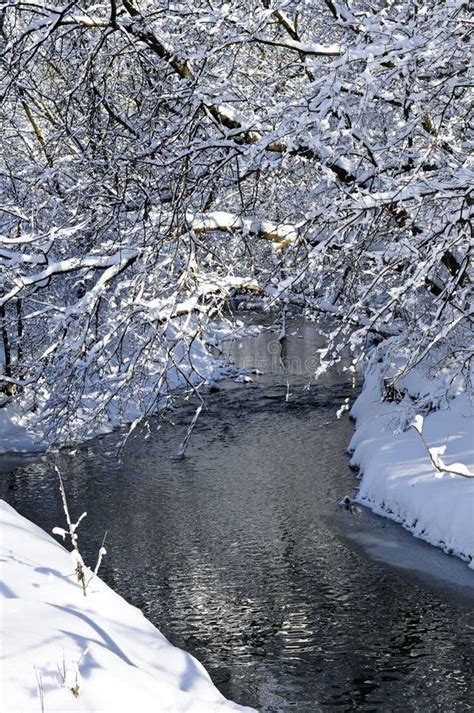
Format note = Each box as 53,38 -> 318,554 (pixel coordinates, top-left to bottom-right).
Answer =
0,500 -> 255,713
350,369 -> 474,569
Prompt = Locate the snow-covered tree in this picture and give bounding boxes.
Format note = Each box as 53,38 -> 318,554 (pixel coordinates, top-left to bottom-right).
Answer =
1,0 -> 472,442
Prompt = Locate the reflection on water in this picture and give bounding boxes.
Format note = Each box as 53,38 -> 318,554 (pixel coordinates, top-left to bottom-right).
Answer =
1,320 -> 473,712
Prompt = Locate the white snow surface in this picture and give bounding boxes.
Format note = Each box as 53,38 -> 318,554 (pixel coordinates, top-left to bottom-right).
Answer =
0,402 -> 40,454
350,369 -> 474,568
0,500 -> 255,713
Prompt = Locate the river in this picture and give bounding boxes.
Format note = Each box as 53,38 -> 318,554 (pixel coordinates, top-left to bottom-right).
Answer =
1,318 -> 473,711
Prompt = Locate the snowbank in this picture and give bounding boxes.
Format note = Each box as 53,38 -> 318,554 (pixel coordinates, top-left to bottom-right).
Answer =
0,402 -> 41,454
0,500 -> 255,713
350,370 -> 474,568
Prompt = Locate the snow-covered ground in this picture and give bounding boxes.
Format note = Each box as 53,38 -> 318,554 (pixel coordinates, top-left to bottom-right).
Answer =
350,367 -> 474,569
0,500 -> 255,713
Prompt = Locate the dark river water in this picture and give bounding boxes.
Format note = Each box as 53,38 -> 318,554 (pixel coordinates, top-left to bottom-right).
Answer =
1,319 -> 473,712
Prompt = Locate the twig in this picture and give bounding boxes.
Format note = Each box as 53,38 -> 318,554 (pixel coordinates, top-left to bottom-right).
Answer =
53,466 -> 108,595
54,465 -> 87,595
171,403 -> 203,459
34,667 -> 45,713
411,416 -> 474,478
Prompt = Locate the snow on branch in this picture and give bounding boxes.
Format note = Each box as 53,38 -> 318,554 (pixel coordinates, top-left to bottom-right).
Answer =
187,212 -> 297,248
411,416 -> 474,479
252,35 -> 342,56
1,0 -> 472,446
0,250 -> 138,307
